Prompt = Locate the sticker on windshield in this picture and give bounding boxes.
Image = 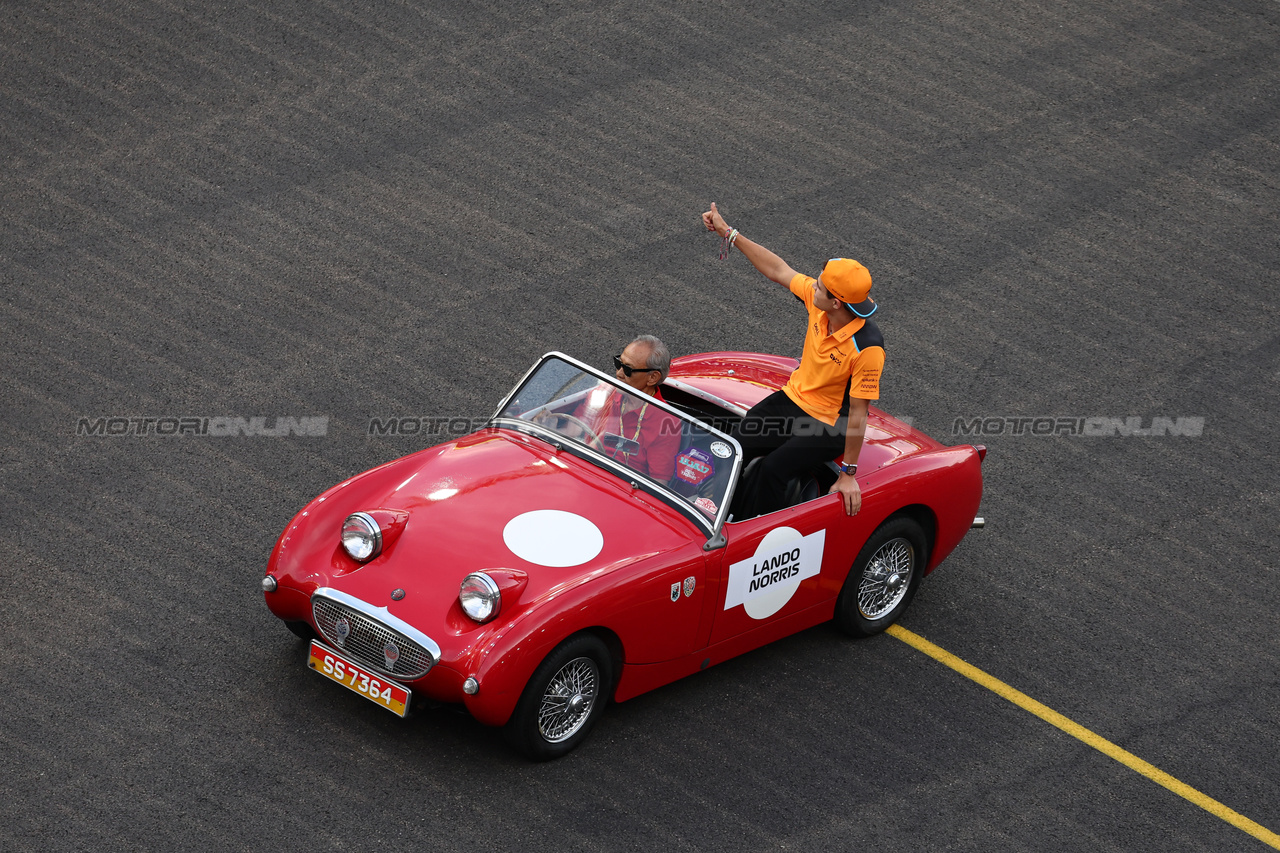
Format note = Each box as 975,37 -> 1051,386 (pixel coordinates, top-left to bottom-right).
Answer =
724,527 -> 826,620
693,497 -> 718,517
674,447 -> 714,485
710,440 -> 732,459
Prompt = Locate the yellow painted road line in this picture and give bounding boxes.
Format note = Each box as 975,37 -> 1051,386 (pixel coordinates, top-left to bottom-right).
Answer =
887,624 -> 1280,850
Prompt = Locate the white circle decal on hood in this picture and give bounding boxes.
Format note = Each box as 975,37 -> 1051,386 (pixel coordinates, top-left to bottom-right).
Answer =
503,510 -> 604,568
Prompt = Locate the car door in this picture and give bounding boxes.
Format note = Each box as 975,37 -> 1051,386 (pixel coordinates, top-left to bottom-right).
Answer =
707,492 -> 848,649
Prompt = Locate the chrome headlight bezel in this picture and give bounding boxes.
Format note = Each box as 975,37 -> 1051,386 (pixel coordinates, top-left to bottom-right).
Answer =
459,572 -> 501,623
341,512 -> 382,562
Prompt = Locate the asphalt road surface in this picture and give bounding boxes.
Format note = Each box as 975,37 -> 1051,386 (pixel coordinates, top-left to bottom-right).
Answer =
3,1 -> 1278,851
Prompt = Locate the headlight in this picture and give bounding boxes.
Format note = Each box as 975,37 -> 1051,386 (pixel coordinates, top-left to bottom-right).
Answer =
341,512 -> 382,562
459,572 -> 501,623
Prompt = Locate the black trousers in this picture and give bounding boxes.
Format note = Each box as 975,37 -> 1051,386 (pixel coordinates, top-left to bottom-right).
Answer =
732,390 -> 846,517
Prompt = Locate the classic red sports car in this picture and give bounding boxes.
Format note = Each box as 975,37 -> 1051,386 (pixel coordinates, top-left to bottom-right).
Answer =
262,351 -> 984,759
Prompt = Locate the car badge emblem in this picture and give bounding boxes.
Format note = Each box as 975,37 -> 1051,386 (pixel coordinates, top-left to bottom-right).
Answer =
384,641 -> 400,670
390,588 -> 405,601
670,582 -> 681,602
684,577 -> 696,597
334,617 -> 351,645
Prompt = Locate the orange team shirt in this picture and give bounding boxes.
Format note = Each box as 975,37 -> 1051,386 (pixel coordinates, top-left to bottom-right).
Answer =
577,387 -> 681,480
782,273 -> 885,425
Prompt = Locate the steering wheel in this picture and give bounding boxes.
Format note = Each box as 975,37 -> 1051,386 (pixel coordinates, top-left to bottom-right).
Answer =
537,412 -> 605,451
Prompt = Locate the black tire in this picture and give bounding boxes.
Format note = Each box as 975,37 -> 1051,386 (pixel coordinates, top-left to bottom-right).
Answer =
285,620 -> 316,641
504,634 -> 612,761
835,516 -> 929,638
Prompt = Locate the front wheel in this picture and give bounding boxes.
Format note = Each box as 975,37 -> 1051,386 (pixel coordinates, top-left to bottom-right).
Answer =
504,634 -> 612,761
835,516 -> 929,637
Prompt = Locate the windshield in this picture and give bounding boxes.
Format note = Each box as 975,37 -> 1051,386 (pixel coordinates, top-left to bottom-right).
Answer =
493,353 -> 741,534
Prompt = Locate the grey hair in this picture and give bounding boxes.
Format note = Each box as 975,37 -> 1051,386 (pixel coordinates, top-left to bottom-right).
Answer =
632,334 -> 671,380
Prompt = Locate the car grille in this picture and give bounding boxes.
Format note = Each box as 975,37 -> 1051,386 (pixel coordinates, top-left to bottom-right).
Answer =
312,596 -> 436,681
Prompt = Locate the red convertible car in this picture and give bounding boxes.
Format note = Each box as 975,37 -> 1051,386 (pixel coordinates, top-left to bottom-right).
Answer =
262,351 -> 984,759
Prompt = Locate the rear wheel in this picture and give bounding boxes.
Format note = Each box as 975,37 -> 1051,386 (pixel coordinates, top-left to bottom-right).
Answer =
504,634 -> 612,761
835,517 -> 928,637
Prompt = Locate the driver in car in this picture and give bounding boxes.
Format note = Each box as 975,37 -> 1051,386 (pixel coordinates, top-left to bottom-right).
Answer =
570,335 -> 681,482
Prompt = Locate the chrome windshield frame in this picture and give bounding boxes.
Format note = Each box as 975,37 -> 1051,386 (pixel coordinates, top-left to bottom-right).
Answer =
490,352 -> 742,545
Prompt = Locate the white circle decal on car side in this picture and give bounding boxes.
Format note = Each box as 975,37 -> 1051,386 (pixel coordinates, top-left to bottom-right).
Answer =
724,525 -> 827,620
503,510 -> 604,568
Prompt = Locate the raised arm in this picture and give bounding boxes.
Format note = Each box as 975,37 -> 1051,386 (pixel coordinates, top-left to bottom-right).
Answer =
702,203 -> 799,287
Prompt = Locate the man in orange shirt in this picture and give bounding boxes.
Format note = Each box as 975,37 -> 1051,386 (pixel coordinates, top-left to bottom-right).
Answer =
701,203 -> 884,517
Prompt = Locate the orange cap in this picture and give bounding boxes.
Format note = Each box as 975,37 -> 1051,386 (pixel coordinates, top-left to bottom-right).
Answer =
821,258 -> 872,302
821,258 -> 876,317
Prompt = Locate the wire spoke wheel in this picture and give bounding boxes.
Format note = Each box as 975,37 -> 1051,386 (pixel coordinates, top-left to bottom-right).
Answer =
857,537 -> 915,620
537,656 -> 599,743
507,634 -> 612,760
836,517 -> 928,638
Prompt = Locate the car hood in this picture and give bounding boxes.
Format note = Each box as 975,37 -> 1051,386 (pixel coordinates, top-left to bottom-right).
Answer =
271,428 -> 698,633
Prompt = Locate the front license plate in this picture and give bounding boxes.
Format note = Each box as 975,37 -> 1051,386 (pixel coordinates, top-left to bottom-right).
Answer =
307,641 -> 411,717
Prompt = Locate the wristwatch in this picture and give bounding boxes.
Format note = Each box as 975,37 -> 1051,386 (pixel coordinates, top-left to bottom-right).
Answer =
837,462 -> 857,475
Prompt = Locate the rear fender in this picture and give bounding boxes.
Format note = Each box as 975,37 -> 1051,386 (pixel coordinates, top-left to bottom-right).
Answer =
857,445 -> 983,573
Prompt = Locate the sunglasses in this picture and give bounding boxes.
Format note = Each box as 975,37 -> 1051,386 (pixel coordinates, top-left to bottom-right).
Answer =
613,355 -> 659,377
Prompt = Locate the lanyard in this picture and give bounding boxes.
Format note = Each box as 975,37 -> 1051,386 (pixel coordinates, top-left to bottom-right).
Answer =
607,398 -> 648,462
